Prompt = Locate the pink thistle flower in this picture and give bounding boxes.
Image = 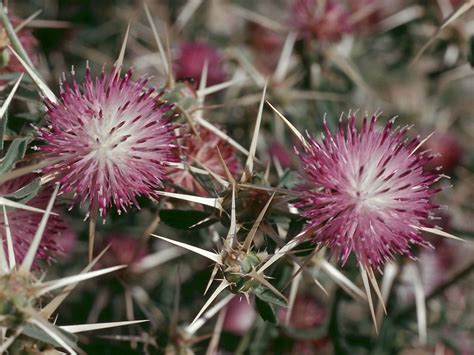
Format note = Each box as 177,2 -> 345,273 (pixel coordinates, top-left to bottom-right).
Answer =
296,113 -> 440,270
38,67 -> 177,218
290,0 -> 352,42
166,127 -> 240,195
0,176 -> 75,266
174,42 -> 227,86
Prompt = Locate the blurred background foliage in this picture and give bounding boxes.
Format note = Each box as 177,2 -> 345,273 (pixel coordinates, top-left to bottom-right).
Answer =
2,0 -> 474,354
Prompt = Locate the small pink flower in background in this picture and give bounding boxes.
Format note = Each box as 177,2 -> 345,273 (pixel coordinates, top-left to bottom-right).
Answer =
269,141 -> 293,169
167,127 -> 240,195
398,238 -> 473,314
450,0 -> 463,7
278,295 -> 326,329
0,15 -> 38,78
279,295 -> 330,354
38,67 -> 177,218
174,42 -> 227,86
423,131 -> 463,173
0,176 -> 75,266
223,297 -> 256,335
54,226 -> 77,261
247,23 -> 283,75
296,113 -> 440,270
247,23 -> 282,55
98,234 -> 147,268
291,337 -> 333,355
416,240 -> 456,294
290,0 -> 352,42
350,0 -> 384,34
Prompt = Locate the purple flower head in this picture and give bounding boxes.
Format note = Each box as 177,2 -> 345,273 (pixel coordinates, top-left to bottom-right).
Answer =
290,0 -> 352,42
296,113 -> 440,270
174,42 -> 227,86
38,66 -> 177,218
0,176 -> 75,267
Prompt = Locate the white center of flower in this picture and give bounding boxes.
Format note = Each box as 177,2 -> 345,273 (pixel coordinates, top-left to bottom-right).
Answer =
86,110 -> 132,164
94,128 -> 118,156
347,159 -> 395,211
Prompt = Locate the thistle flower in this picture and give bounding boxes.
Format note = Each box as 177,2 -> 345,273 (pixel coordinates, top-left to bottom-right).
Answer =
174,42 -> 227,86
296,113 -> 440,270
167,127 -> 240,195
0,176 -> 74,266
290,0 -> 352,42
38,67 -> 177,218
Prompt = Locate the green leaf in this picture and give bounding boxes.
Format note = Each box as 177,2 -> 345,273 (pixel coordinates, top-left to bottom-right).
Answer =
161,82 -> 197,111
469,36 -> 474,68
0,72 -> 31,82
0,110 -> 7,150
255,297 -> 277,324
15,112 -> 42,122
23,322 -> 78,348
159,209 -> 217,230
0,137 -> 31,173
5,177 -> 41,204
276,169 -> 292,187
254,286 -> 287,308
286,217 -> 306,240
293,240 -> 316,257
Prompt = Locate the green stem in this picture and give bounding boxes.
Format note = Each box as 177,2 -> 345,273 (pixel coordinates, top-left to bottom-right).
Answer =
0,5 -> 40,77
327,288 -> 350,354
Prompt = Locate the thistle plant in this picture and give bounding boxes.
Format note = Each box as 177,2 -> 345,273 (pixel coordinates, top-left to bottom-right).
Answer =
0,185 -> 147,354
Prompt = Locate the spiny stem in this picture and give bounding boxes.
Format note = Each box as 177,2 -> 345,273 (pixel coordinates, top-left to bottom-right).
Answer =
88,206 -> 98,262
